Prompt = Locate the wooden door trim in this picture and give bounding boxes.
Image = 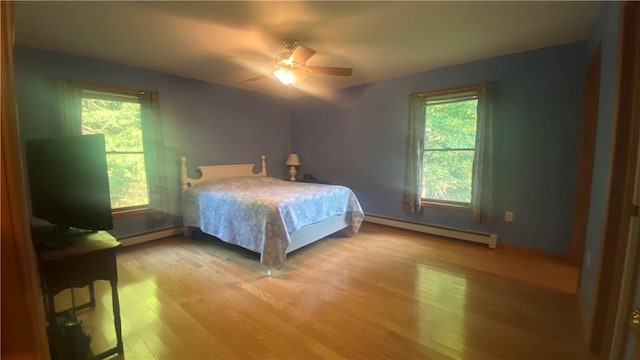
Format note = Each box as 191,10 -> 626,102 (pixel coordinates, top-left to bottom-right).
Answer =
589,1 -> 640,357
612,1 -> 640,356
568,44 -> 601,267
1,1 -> 50,358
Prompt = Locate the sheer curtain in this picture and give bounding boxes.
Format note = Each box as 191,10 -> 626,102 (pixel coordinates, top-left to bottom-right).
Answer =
402,83 -> 493,222
59,79 -> 82,135
139,91 -> 171,225
470,83 -> 493,222
402,93 -> 426,214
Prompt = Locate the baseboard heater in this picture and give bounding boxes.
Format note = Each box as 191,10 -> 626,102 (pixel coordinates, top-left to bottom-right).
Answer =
364,214 -> 497,248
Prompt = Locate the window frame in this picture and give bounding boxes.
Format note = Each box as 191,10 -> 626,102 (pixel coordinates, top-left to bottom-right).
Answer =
79,84 -> 150,215
419,86 -> 482,209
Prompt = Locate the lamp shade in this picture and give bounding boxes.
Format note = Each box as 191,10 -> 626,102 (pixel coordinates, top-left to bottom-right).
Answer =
286,153 -> 301,166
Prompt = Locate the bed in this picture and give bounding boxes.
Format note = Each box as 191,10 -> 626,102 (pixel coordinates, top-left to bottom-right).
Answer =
180,155 -> 364,270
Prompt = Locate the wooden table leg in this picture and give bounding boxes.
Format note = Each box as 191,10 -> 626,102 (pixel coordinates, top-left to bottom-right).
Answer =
46,291 -> 57,325
88,282 -> 95,308
110,279 -> 123,354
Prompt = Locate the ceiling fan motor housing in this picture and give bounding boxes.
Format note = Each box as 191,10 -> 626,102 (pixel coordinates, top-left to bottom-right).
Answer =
282,38 -> 298,50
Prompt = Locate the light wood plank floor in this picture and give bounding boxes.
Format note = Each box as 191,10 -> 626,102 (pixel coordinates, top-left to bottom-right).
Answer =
55,223 -> 588,359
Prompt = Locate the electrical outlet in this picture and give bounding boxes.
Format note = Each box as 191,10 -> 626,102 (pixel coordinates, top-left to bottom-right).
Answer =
505,211 -> 514,222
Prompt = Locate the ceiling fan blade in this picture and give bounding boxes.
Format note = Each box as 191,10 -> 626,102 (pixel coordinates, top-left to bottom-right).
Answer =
307,66 -> 353,76
245,75 -> 268,82
290,45 -> 316,65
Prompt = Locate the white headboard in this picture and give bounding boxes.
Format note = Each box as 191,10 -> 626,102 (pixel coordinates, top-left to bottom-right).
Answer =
180,155 -> 267,190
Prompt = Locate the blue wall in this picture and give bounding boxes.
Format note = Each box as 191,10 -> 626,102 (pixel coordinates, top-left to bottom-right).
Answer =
13,47 -> 293,238
12,41 -> 593,254
290,42 -> 586,254
579,0 -> 620,337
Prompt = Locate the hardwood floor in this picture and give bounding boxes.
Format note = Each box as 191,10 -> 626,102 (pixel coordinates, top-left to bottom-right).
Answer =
54,223 -> 587,359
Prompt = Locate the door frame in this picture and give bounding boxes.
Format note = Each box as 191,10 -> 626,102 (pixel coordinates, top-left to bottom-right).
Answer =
568,43 -> 601,268
589,1 -> 640,357
1,1 -> 50,358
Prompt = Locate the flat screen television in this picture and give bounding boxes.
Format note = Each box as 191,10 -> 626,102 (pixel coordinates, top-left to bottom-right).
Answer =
25,134 -> 113,232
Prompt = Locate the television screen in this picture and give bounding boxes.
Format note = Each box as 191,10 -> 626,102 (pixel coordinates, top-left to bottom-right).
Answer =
26,134 -> 113,231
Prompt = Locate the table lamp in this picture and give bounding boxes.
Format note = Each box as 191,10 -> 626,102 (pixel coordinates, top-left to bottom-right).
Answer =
286,153 -> 301,181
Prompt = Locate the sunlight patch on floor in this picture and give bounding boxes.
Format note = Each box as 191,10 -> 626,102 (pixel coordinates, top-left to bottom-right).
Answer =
416,264 -> 467,356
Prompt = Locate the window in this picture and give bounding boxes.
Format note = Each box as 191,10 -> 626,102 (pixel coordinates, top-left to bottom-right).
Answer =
422,93 -> 478,206
403,83 -> 493,221
80,88 -> 149,210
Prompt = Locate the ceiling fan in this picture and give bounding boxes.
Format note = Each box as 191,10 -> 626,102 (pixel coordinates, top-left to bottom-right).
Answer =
245,38 -> 353,85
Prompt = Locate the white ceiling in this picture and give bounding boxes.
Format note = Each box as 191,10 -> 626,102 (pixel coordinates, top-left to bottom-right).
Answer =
14,1 -> 601,99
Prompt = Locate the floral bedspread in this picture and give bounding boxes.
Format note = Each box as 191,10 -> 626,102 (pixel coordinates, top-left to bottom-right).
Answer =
182,176 -> 364,268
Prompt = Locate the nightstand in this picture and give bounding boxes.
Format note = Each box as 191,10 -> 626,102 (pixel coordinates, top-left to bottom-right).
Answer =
299,178 -> 332,184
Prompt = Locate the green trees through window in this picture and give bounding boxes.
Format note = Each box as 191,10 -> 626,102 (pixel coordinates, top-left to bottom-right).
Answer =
422,98 -> 477,204
81,97 -> 149,209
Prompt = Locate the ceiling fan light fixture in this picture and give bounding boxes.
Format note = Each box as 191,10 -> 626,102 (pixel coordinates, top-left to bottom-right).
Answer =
273,68 -> 307,85
275,51 -> 295,66
244,38 -> 352,86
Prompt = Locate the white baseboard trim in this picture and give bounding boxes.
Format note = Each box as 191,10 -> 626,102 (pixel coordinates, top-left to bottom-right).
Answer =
118,226 -> 183,247
365,214 -> 497,248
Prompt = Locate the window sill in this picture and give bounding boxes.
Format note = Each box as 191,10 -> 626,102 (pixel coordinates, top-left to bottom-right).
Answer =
421,200 -> 470,212
112,207 -> 148,219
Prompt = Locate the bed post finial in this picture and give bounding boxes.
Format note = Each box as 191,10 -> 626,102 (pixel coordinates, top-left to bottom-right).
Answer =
260,155 -> 267,177
180,156 -> 189,190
